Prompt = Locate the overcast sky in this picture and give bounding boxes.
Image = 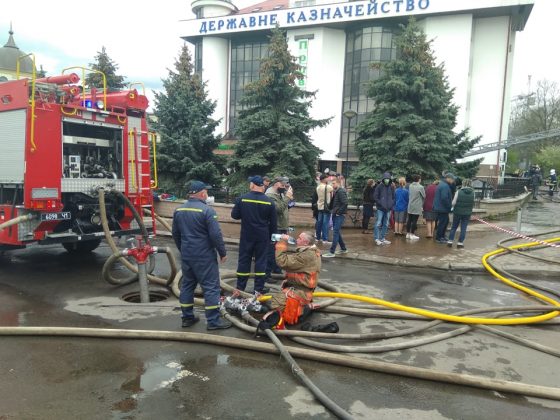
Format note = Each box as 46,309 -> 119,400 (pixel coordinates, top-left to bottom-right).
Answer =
0,0 -> 557,107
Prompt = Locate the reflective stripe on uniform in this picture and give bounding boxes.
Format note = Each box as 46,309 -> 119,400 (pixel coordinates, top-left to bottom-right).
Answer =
205,305 -> 219,310
237,272 -> 251,276
176,208 -> 203,212
254,272 -> 266,276
241,199 -> 272,205
180,303 -> 194,307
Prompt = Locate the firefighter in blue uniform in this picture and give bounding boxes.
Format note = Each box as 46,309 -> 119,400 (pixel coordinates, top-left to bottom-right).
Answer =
172,181 -> 232,330
231,176 -> 277,294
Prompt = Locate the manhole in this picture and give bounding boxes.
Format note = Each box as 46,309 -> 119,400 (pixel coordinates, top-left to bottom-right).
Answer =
121,290 -> 169,303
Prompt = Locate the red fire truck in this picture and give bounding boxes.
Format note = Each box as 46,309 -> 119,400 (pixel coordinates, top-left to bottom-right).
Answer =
0,65 -> 157,253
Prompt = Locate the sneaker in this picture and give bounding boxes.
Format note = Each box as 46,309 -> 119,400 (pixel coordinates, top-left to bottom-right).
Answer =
254,287 -> 270,295
182,316 -> 200,328
457,242 -> 464,248
322,252 -> 336,258
447,241 -> 453,247
375,239 -> 383,246
335,249 -> 348,255
322,241 -> 332,245
382,239 -> 391,245
436,238 -> 448,244
409,234 -> 420,240
406,233 -> 411,239
207,318 -> 233,330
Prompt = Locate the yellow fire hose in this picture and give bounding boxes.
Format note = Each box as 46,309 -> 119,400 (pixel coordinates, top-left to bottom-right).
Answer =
307,237 -> 560,325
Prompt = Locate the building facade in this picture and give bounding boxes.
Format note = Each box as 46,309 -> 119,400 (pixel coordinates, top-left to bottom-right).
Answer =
180,0 -> 534,176
0,26 -> 34,81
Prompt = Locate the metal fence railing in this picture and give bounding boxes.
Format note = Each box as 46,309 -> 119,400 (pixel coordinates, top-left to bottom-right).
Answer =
472,177 -> 529,201
207,178 -> 530,206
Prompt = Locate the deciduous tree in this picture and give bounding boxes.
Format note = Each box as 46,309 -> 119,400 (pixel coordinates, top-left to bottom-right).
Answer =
507,79 -> 560,171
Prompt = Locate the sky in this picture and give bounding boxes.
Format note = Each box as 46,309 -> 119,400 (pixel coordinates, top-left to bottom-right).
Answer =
0,0 -> 558,108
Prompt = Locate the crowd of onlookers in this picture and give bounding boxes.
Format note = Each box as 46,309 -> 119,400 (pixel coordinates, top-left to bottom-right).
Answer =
311,171 -> 476,256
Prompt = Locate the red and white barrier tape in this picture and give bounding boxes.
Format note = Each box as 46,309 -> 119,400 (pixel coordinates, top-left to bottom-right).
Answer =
472,216 -> 560,249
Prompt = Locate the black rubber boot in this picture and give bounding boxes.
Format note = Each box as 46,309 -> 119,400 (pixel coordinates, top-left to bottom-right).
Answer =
207,318 -> 232,330
182,316 -> 200,328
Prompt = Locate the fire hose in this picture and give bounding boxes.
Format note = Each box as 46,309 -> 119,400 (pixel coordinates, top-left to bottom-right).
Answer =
0,213 -> 35,232
90,202 -> 560,416
98,188 -> 177,288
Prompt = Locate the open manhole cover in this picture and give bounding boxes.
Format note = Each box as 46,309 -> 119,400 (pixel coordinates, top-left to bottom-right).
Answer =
121,290 -> 169,303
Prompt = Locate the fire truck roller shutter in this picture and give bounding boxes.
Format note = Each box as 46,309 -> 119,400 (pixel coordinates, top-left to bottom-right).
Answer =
0,109 -> 26,184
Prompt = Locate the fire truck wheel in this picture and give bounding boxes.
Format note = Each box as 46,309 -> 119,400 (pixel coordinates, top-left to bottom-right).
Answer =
62,239 -> 102,254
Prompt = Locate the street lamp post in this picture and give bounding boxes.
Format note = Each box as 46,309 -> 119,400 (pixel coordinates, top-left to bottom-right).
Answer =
343,109 -> 357,184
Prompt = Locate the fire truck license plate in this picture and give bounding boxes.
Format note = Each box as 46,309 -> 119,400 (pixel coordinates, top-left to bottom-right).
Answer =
40,212 -> 72,222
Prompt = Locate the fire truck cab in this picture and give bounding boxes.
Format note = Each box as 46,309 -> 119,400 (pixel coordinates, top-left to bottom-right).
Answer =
0,66 -> 156,253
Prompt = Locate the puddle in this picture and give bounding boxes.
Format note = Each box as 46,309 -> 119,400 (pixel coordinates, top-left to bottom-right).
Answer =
112,356 -> 211,417
138,361 -> 210,393
283,385 -> 327,417
64,296 -> 177,322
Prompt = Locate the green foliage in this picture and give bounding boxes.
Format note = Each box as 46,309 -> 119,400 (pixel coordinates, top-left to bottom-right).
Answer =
505,148 -> 521,174
153,45 -> 223,196
86,46 -> 126,90
352,19 -> 481,189
535,145 -> 560,174
508,79 -> 560,167
228,27 -> 330,189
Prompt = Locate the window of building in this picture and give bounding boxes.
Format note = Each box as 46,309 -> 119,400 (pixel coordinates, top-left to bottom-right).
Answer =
228,37 -> 269,133
294,0 -> 316,7
194,40 -> 202,76
340,26 -> 397,160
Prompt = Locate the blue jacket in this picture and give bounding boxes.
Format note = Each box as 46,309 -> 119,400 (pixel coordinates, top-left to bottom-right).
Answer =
172,198 -> 226,260
433,179 -> 453,213
231,191 -> 277,242
374,173 -> 395,212
394,187 -> 409,212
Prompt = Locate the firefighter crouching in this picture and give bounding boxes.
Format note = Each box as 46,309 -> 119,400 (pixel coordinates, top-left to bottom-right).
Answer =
172,181 -> 232,330
260,231 -> 321,329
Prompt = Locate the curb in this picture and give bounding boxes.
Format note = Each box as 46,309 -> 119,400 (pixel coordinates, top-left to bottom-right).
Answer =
155,231 -> 557,276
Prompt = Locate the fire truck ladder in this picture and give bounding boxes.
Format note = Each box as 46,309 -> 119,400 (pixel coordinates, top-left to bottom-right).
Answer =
128,128 -> 158,234
463,128 -> 560,157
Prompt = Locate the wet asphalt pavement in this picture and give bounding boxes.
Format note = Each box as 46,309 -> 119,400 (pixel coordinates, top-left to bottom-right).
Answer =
0,237 -> 560,419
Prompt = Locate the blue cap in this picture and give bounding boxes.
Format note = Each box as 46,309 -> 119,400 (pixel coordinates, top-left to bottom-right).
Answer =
248,175 -> 264,186
187,180 -> 212,194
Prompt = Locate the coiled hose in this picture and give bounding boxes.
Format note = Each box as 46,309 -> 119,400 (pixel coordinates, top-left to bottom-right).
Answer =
98,188 -> 177,287
94,210 -> 560,414
308,237 -> 560,326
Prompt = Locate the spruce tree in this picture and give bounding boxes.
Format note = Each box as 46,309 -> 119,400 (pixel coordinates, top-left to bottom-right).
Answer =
228,27 -> 330,189
153,45 -> 222,196
86,46 -> 126,90
353,19 -> 481,187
